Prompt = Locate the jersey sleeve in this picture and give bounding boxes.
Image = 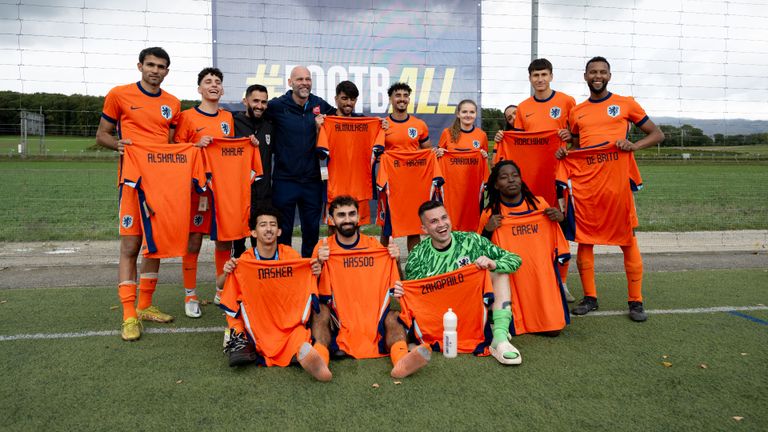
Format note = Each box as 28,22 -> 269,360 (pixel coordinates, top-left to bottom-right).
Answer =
219,269 -> 243,318
224,111 -> 235,137
418,120 -> 430,144
553,219 -> 571,263
173,112 -> 193,143
316,123 -> 330,159
120,147 -> 140,186
480,133 -> 489,152
376,158 -> 389,191
438,129 -> 451,149
372,123 -> 385,154
568,109 -> 580,137
191,147 -> 207,193
477,208 -> 492,234
627,97 -> 649,127
477,233 -> 522,274
101,88 -> 121,124
251,144 -> 264,181
169,100 -> 181,130
512,106 -> 524,130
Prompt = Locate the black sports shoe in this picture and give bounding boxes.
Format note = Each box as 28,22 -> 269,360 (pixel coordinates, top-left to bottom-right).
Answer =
224,330 -> 257,367
628,301 -> 648,322
571,296 -> 598,315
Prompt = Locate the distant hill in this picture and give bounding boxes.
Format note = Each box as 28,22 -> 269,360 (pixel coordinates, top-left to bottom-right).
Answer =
654,117 -> 768,136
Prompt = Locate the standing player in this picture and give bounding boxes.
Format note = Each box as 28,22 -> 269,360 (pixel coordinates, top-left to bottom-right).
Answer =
95,47 -> 180,341
493,104 -> 518,146
436,99 -> 488,157
311,196 -> 432,378
381,82 -> 431,251
562,56 -> 665,322
395,201 -> 524,364
172,67 -> 235,318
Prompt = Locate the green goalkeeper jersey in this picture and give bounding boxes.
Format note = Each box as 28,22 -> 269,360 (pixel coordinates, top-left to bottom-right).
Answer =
405,231 -> 522,280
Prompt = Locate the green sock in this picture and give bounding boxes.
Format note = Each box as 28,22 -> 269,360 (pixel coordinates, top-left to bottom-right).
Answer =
491,309 -> 512,348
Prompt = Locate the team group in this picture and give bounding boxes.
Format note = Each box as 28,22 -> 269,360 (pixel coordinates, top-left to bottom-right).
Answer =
95,46 -> 665,381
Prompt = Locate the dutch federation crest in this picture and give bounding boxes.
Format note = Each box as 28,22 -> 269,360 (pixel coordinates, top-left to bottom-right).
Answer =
220,122 -> 231,135
407,127 -> 418,139
160,105 -> 173,120
456,256 -> 471,267
121,215 -> 133,229
193,214 -> 204,227
472,140 -> 480,149
264,134 -> 271,146
607,105 -> 620,118
550,106 -> 562,119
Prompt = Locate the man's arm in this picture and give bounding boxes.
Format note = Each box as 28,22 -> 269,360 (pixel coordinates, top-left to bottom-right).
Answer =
477,235 -> 522,274
95,117 -> 125,153
617,119 -> 665,152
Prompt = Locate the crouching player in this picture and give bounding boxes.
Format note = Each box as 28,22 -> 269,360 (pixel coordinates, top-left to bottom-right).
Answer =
216,207 -> 332,382
394,201 -> 524,364
312,196 -> 431,378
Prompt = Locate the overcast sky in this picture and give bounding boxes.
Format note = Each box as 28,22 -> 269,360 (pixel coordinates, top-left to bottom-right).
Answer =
1,0 -> 766,120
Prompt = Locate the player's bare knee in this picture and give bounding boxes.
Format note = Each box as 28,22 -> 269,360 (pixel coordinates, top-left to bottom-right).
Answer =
187,233 -> 203,253
384,311 -> 406,340
120,236 -> 141,258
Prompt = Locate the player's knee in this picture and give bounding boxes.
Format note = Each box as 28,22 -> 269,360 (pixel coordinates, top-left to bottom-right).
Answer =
120,236 -> 141,258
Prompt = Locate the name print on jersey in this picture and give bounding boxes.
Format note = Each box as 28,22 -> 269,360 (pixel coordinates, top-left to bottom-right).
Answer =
147,153 -> 187,163
420,272 -> 466,295
258,266 -> 294,279
586,151 -> 620,166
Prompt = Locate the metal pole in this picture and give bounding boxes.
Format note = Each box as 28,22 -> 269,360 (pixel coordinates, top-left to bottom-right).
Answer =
530,0 -> 539,96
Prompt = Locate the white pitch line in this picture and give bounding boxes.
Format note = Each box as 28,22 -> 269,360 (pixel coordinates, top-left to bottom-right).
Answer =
1,306 -> 767,342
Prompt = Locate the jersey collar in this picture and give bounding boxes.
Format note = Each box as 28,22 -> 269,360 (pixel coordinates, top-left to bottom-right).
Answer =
533,90 -> 556,103
460,126 -> 475,133
136,81 -> 162,98
588,92 -> 613,103
335,233 -> 360,249
194,106 -> 219,117
388,114 -> 411,123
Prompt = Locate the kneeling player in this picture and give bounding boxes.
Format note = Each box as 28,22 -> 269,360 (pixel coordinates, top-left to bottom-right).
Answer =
217,207 -> 331,382
394,201 -> 524,365
312,196 -> 431,378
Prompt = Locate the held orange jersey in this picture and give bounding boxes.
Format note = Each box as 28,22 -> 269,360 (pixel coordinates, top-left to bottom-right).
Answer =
555,142 -> 639,246
376,149 -> 444,237
314,235 -> 399,359
121,142 -> 206,258
438,127 -> 489,152
172,107 -> 234,143
384,114 -> 429,151
438,150 -> 489,232
317,116 -> 384,202
219,252 -> 317,367
204,137 -> 264,241
513,90 -> 576,132
399,265 -> 493,355
484,200 -> 571,335
493,130 -> 562,207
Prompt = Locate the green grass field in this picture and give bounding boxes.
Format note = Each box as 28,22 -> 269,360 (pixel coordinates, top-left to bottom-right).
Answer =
1,268 -> 766,430
0,135 -> 110,156
0,159 -> 766,241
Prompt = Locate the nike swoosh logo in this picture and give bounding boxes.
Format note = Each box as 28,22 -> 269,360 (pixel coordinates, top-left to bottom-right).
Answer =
130,106 -> 142,110
195,127 -> 205,132
525,113 -> 534,118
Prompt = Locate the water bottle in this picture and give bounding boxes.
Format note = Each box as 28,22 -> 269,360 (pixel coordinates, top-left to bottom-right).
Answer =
443,308 -> 458,358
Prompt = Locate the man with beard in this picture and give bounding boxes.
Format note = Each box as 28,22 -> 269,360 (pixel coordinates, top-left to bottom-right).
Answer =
266,66 -> 335,258
559,56 -> 664,322
311,196 -> 431,378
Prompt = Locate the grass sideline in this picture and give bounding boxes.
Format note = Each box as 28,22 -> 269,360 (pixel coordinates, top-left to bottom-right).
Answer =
0,268 -> 766,430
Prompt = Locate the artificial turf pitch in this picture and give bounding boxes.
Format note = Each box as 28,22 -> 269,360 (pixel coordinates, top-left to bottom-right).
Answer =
1,268 -> 766,431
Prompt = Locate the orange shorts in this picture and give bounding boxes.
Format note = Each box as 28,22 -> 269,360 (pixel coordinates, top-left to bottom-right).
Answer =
326,199 -> 371,225
190,191 -> 213,234
119,185 -> 142,236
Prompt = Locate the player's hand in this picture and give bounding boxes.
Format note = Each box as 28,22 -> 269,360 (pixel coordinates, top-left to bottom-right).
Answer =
317,237 -> 330,263
392,280 -> 404,298
381,118 -> 390,130
223,258 -> 238,275
484,214 -> 503,232
310,258 -> 322,276
616,139 -> 635,152
558,129 -> 573,143
315,114 -> 326,128
249,134 -> 259,147
195,136 -> 213,148
474,256 -> 497,271
387,236 -> 400,261
494,130 -> 504,143
555,146 -> 568,159
433,147 -> 445,158
480,149 -> 488,159
116,139 -> 132,155
544,207 -> 564,222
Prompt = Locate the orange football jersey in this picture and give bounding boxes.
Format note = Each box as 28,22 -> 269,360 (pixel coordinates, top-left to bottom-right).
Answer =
121,142 -> 206,258
384,114 -> 429,151
317,116 -> 383,202
513,90 -> 576,132
555,142 -> 639,246
399,265 -> 493,354
204,137 -> 264,241
219,253 -> 317,367
438,127 -> 488,152
483,200 -> 570,335
314,235 -> 399,359
493,130 -> 562,208
438,149 -> 489,232
376,149 -> 444,237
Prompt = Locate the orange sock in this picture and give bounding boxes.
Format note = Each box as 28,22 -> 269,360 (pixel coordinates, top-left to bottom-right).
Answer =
182,252 -> 198,290
576,244 -> 597,298
621,238 -> 644,302
137,273 -> 158,310
215,249 -> 231,277
558,260 -> 570,285
314,343 -> 330,366
118,282 -> 137,320
390,340 -> 409,367
225,315 -> 245,334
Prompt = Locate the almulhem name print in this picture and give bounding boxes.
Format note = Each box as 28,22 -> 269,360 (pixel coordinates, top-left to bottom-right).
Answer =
335,123 -> 369,132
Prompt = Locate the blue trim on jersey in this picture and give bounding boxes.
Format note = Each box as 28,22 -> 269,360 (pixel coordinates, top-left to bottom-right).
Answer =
578,140 -> 610,150
218,302 -> 239,318
208,189 -> 218,241
553,253 -> 571,325
376,302 -> 392,355
501,197 -> 524,208
335,234 -> 360,250
635,115 -> 649,127
460,126 -> 476,133
588,92 -> 612,103
136,81 -> 162,98
101,113 -> 117,124
562,195 -> 577,242
319,294 -> 333,304
253,247 -> 278,260
134,179 -> 158,254
534,90 -> 556,103
510,127 -> 525,132
194,106 -> 218,117
419,135 -> 430,144
388,114 -> 410,124
557,252 -> 571,264
630,179 -> 643,192
474,309 -> 494,355
381,196 -> 393,238
506,209 -> 536,216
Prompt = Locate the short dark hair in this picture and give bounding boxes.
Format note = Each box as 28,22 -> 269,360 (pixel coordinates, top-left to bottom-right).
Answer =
417,200 -> 445,218
586,56 -> 610,71
139,47 -> 170,67
335,80 -> 359,99
249,206 -> 282,230
528,58 -> 553,74
197,67 -> 223,85
387,82 -> 412,97
329,195 -> 358,217
245,84 -> 268,98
